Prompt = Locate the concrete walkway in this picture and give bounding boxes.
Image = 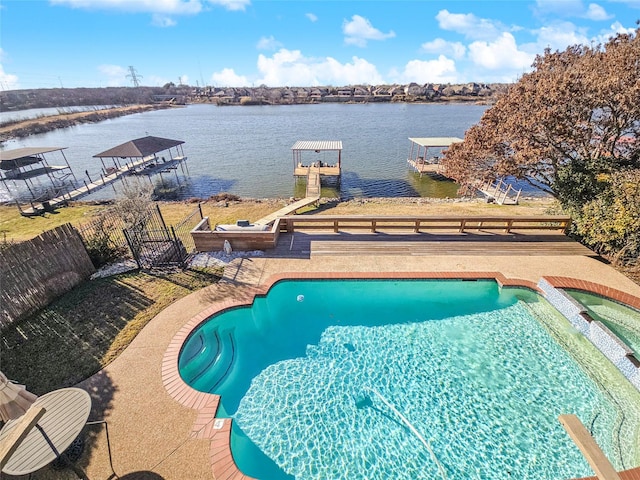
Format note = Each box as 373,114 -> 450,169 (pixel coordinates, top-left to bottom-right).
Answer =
26,249 -> 640,479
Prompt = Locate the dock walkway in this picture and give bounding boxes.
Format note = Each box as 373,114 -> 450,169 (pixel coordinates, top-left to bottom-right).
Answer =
476,178 -> 522,205
21,156 -> 185,216
254,167 -> 321,225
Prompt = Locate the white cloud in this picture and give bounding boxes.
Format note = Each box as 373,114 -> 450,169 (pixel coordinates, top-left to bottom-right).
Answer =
420,38 -> 466,59
393,56 -> 458,84
533,22 -> 590,50
257,36 -> 282,51
151,14 -> 177,27
0,64 -> 19,90
535,0 -> 614,20
584,3 -> 612,20
593,21 -> 638,43
468,33 -> 535,73
305,13 -> 317,22
147,75 -> 171,86
342,15 -> 395,47
435,9 -> 502,40
208,0 -> 249,12
254,48 -> 383,86
212,68 -> 248,87
98,64 -> 128,87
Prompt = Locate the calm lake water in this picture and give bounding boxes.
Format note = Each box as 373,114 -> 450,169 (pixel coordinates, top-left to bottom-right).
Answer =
1,103 -> 491,202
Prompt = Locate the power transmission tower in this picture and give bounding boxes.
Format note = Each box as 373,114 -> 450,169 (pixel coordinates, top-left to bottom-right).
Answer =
126,66 -> 143,87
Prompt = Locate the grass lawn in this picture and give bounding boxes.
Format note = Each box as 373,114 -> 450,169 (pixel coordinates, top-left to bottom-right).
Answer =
0,267 -> 222,395
0,199 -> 290,244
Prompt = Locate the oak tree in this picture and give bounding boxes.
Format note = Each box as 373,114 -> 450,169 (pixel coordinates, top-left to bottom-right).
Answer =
442,26 -> 640,213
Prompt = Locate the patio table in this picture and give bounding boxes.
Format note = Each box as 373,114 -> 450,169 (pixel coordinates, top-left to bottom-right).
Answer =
0,387 -> 91,477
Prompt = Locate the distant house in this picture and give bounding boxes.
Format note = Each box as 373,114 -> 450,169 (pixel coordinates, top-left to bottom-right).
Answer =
295,88 -> 309,99
281,88 -> 296,103
353,86 -> 370,99
405,83 -> 426,97
309,88 -> 325,100
461,83 -> 481,95
372,86 -> 392,97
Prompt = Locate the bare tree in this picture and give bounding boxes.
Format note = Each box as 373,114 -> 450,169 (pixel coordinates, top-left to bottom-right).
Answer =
111,179 -> 155,229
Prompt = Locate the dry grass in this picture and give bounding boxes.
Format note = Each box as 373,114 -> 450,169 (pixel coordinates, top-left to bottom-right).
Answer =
1,267 -> 222,395
0,199 -> 294,244
311,197 -> 557,216
0,203 -> 105,244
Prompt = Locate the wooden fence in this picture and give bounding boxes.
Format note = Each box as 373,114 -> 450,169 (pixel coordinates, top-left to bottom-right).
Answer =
0,224 -> 95,329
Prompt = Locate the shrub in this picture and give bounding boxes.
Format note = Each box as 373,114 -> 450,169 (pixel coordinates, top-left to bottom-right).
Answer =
573,169 -> 640,265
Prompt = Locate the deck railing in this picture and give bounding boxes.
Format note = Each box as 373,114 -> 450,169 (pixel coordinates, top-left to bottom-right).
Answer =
277,215 -> 572,234
190,215 -> 572,252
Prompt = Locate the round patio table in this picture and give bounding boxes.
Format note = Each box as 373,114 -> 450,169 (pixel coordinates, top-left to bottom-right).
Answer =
0,387 -> 91,476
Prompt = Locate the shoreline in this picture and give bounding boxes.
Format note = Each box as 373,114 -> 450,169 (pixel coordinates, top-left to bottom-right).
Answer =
0,104 -> 172,144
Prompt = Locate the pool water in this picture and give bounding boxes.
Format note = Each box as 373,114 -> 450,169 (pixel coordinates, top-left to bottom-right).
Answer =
178,279 -> 640,480
565,289 -> 640,356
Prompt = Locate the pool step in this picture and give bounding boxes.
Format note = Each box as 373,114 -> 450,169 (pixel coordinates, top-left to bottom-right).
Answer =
179,328 -> 237,393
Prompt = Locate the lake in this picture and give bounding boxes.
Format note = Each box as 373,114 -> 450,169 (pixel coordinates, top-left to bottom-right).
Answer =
1,103 -> 492,202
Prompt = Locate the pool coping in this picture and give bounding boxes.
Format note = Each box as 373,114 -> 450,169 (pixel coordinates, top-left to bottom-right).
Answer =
161,271 -> 640,480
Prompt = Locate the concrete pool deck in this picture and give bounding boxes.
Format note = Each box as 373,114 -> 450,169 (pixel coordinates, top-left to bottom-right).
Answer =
31,250 -> 640,479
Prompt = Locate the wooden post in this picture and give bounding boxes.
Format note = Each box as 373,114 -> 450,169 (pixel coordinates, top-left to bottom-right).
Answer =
558,414 -> 621,480
0,407 -> 47,469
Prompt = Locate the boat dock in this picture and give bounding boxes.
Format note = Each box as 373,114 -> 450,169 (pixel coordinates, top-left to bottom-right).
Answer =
292,140 -> 342,183
253,141 -> 340,225
476,178 -> 522,205
407,137 -> 462,178
4,136 -> 189,216
19,155 -> 187,215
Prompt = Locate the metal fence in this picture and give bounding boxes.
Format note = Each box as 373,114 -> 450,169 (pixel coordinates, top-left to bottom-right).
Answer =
170,203 -> 203,255
77,203 -> 203,269
76,209 -> 130,256
123,204 -> 187,269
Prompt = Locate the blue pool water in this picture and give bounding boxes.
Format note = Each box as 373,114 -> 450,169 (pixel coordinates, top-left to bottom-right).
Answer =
178,280 -> 634,480
565,289 -> 640,357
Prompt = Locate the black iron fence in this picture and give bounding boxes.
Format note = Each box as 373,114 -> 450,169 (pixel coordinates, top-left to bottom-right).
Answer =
170,203 -> 203,255
123,204 -> 187,269
77,203 -> 204,270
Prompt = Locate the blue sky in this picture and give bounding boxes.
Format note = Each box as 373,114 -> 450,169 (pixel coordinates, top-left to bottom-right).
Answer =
1,0 -> 638,90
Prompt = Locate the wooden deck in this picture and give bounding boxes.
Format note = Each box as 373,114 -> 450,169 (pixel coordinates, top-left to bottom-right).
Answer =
407,159 -> 447,177
309,236 -> 596,257
293,165 -> 340,177
263,231 -> 597,259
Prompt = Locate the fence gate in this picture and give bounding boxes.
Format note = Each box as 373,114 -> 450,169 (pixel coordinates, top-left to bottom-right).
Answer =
123,205 -> 187,269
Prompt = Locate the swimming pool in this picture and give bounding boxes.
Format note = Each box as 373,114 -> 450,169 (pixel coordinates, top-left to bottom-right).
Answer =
178,279 -> 640,480
564,289 -> 640,357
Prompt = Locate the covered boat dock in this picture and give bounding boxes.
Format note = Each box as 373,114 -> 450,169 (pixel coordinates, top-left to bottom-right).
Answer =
292,140 -> 342,182
0,147 -> 78,215
93,135 -> 187,178
407,137 -> 462,178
